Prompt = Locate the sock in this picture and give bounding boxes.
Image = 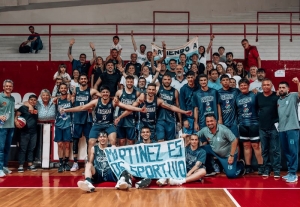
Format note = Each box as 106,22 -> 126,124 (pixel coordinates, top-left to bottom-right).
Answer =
64,157 -> 69,163
59,158 -> 63,165
85,177 -> 92,183
74,157 -> 78,163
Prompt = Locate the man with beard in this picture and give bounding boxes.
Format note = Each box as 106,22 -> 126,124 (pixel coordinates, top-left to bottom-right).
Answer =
114,76 -> 141,146
156,74 -> 181,141
196,114 -> 245,178
249,68 -> 275,93
117,83 -> 192,141
180,71 -> 199,134
171,64 -> 187,93
77,131 -> 133,192
225,52 -> 237,72
277,78 -> 300,183
69,74 -> 102,172
93,60 -> 123,97
257,78 -> 281,178
167,59 -> 177,78
236,78 -> 263,174
53,83 -> 73,172
68,38 -> 96,75
62,86 -> 146,159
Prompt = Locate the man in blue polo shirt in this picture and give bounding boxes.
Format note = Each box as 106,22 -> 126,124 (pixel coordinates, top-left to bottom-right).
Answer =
0,79 -> 15,177
68,38 -> 96,75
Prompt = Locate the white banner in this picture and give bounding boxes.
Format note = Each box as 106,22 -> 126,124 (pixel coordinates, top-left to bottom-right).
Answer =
152,36 -> 198,70
104,139 -> 187,179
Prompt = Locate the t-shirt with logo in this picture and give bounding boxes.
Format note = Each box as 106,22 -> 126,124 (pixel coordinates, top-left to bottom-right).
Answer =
236,91 -> 259,126
185,145 -> 206,171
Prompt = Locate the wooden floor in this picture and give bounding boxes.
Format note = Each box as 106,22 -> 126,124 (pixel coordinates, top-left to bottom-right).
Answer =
0,188 -> 235,207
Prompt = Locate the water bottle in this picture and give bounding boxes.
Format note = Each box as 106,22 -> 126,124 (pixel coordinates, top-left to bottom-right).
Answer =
59,107 -> 68,120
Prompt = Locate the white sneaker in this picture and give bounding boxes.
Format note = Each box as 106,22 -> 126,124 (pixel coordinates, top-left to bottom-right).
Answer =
169,178 -> 184,186
0,170 -> 6,178
77,180 -> 95,192
70,162 -> 79,172
156,178 -> 168,186
115,177 -> 129,190
3,167 -> 12,174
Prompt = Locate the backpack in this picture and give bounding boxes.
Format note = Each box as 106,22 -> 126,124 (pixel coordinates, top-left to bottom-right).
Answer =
19,43 -> 31,53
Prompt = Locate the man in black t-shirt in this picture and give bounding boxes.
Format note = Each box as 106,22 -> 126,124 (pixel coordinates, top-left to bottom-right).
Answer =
15,94 -> 39,173
257,78 -> 281,178
93,60 -> 122,97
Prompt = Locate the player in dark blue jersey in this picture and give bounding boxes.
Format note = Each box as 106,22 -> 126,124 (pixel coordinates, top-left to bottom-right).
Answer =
69,74 -> 102,172
77,131 -> 132,192
236,78 -> 263,174
54,83 -> 73,172
63,86 -> 146,159
115,75 -> 141,146
193,74 -> 221,132
156,74 -> 181,141
117,83 -> 192,142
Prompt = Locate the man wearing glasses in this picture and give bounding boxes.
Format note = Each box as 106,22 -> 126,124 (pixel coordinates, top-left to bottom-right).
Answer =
68,38 -> 97,75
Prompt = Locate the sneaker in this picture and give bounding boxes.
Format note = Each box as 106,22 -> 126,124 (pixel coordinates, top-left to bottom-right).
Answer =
245,167 -> 254,174
0,170 -> 6,177
238,159 -> 246,176
135,178 -> 152,189
274,171 -> 281,178
213,163 -> 220,173
286,174 -> 298,183
18,167 -> 24,173
64,163 -> 71,171
3,167 -> 12,174
120,170 -> 132,188
262,170 -> 270,177
169,178 -> 184,186
35,50 -> 39,54
77,180 -> 95,192
58,164 -> 64,173
28,165 -> 37,171
70,162 -> 79,172
282,173 -> 291,180
156,178 -> 168,186
258,167 -> 264,175
205,171 -> 217,177
115,177 -> 129,190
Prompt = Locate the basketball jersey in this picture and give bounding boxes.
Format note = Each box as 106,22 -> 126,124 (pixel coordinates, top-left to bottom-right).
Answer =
93,145 -> 111,173
139,95 -> 157,130
94,98 -> 114,127
157,86 -> 176,122
73,87 -> 92,124
118,88 -> 138,127
55,98 -> 72,129
236,91 -> 259,126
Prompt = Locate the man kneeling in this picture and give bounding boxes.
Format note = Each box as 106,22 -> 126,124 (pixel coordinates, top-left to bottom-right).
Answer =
77,131 -> 132,192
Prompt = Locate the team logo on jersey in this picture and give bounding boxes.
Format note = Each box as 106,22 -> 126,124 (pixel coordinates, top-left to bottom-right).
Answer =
225,100 -> 231,109
132,94 -> 135,98
217,137 -> 220,141
1,102 -> 7,106
243,104 -> 249,113
206,102 -> 211,112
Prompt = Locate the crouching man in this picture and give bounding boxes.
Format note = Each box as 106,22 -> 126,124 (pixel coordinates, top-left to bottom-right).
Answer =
77,131 -> 132,192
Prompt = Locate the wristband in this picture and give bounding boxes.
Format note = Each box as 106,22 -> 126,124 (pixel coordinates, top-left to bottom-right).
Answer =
92,49 -> 96,51
229,154 -> 234,157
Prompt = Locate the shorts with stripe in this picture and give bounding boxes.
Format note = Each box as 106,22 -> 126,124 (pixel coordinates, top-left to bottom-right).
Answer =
238,125 -> 260,143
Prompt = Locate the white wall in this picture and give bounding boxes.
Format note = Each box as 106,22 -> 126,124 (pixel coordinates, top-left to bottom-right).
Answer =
0,0 -> 298,24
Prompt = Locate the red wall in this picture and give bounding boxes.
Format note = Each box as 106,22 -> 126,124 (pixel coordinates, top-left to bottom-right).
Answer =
0,60 -> 299,97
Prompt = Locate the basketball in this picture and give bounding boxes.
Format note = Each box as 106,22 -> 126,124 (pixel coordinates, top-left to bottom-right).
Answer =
17,116 -> 26,128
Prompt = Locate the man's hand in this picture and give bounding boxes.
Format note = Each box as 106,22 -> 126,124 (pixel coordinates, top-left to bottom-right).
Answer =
117,64 -> 125,73
131,30 -> 134,36
152,50 -> 158,57
15,120 -> 22,129
52,97 -> 58,104
113,97 -> 120,105
292,77 -> 299,84
90,42 -> 95,50
70,38 -> 75,46
183,120 -> 190,129
0,115 -> 7,122
155,63 -> 161,73
228,156 -> 234,165
114,117 -> 121,126
140,105 -> 147,113
218,119 -> 223,124
252,88 -> 258,94
194,122 -> 199,131
162,41 -> 166,48
210,34 -> 215,40
185,110 -> 193,116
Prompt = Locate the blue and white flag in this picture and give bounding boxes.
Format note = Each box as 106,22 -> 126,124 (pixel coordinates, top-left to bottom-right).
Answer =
104,139 -> 186,179
152,36 -> 198,70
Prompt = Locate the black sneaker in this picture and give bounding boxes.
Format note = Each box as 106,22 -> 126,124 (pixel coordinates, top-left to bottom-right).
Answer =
18,166 -> 24,173
35,50 -> 39,54
274,171 -> 281,178
245,167 -> 254,174
28,165 -> 37,171
64,163 -> 71,171
262,170 -> 270,177
238,159 -> 246,176
258,167 -> 264,175
120,170 -> 132,187
58,164 -> 64,173
135,178 -> 152,189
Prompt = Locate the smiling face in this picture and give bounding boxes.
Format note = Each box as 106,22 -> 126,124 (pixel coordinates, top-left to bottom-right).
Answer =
98,132 -> 108,145
239,82 -> 249,94
175,65 -> 184,77
141,127 -> 151,141
206,116 -> 217,130
3,82 -> 13,95
41,92 -> 50,103
199,77 -> 208,88
101,89 -> 110,100
162,76 -> 172,88
128,65 -> 135,75
146,85 -> 156,97
190,134 -> 199,148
